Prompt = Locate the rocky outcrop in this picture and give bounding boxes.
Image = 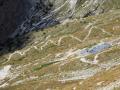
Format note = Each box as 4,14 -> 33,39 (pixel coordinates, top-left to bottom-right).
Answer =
0,0 -> 55,45
0,0 -> 120,51
0,0 -> 32,44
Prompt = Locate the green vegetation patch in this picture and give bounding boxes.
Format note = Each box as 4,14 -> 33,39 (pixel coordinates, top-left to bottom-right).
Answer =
32,61 -> 59,71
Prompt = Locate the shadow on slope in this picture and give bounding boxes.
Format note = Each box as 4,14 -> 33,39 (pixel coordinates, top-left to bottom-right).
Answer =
0,0 -> 58,56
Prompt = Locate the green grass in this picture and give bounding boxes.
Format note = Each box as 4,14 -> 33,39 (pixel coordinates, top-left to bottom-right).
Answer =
32,61 -> 59,71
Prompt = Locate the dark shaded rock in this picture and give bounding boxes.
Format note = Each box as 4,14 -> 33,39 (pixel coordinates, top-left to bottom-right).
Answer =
0,0 -> 32,44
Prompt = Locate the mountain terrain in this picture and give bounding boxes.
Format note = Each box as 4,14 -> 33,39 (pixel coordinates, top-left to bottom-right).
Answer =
0,0 -> 120,90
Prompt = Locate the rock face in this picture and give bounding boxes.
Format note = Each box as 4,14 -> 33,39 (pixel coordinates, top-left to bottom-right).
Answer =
0,0 -> 120,44
0,0 -> 32,44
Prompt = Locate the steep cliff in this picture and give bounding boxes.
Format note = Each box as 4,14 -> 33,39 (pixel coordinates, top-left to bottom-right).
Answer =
0,0 -> 33,44
0,0 -> 120,44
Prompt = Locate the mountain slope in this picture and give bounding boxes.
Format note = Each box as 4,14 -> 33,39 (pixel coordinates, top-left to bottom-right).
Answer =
0,0 -> 32,44
0,0 -> 120,90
